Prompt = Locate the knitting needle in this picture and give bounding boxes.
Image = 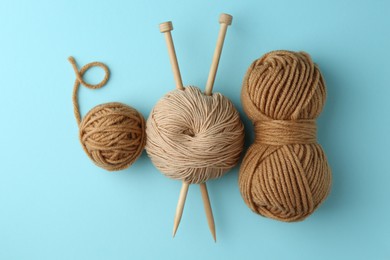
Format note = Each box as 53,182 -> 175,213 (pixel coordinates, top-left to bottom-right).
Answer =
198,13 -> 233,242
199,183 -> 216,241
172,182 -> 189,237
205,13 -> 232,95
200,13 -> 233,242
200,182 -> 216,242
159,21 -> 192,238
160,19 -> 221,240
159,21 -> 184,91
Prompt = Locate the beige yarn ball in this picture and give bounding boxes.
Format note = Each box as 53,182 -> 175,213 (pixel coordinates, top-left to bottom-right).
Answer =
146,86 -> 244,184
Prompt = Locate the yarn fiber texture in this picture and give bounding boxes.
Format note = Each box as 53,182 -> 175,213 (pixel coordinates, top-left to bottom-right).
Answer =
146,86 -> 244,184
239,50 -> 331,222
69,57 -> 146,171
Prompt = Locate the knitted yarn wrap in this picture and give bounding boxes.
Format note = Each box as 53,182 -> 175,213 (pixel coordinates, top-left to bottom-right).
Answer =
239,50 -> 331,222
69,57 -> 146,171
146,86 -> 244,184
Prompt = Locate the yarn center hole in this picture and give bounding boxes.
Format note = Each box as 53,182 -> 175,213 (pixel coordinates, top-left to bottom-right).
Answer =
182,128 -> 195,137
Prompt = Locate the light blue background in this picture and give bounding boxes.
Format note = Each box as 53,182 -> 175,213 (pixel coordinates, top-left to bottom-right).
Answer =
1,0 -> 389,259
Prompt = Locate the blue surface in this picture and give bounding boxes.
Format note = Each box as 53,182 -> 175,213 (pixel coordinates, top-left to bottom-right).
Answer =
1,0 -> 389,259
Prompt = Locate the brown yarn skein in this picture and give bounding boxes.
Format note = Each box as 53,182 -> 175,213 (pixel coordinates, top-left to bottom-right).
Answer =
146,86 -> 244,184
69,57 -> 146,171
239,50 -> 331,222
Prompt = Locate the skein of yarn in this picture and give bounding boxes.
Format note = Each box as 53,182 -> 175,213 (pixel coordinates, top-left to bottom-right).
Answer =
146,86 -> 244,184
239,50 -> 331,222
69,57 -> 146,171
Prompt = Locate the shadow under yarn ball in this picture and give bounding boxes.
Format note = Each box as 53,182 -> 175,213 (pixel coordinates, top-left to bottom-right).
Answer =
146,86 -> 244,184
79,102 -> 146,171
239,50 -> 332,222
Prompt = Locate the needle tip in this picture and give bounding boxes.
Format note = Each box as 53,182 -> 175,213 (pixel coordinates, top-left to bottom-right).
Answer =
172,225 -> 178,238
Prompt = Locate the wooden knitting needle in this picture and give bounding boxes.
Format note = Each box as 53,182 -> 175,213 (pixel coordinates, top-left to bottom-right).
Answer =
159,21 -> 193,238
159,21 -> 184,91
172,182 -> 189,237
160,19 -> 218,241
200,182 -> 216,242
198,13 -> 233,242
205,13 -> 233,95
200,13 -> 233,242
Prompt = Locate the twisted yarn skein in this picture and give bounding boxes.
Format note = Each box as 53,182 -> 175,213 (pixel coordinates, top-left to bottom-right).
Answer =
69,57 -> 146,171
146,86 -> 244,184
239,50 -> 331,222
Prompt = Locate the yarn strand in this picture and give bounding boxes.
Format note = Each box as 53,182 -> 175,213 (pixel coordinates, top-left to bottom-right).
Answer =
68,56 -> 110,125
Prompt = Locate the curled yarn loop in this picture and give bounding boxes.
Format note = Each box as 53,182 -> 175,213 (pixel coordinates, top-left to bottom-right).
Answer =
69,57 -> 110,125
69,57 -> 146,171
239,51 -> 331,222
146,86 -> 244,184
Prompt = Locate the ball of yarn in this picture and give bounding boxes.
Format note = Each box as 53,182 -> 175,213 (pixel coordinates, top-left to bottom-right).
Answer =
69,56 -> 146,171
146,86 -> 244,184
79,102 -> 146,171
239,50 -> 331,222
